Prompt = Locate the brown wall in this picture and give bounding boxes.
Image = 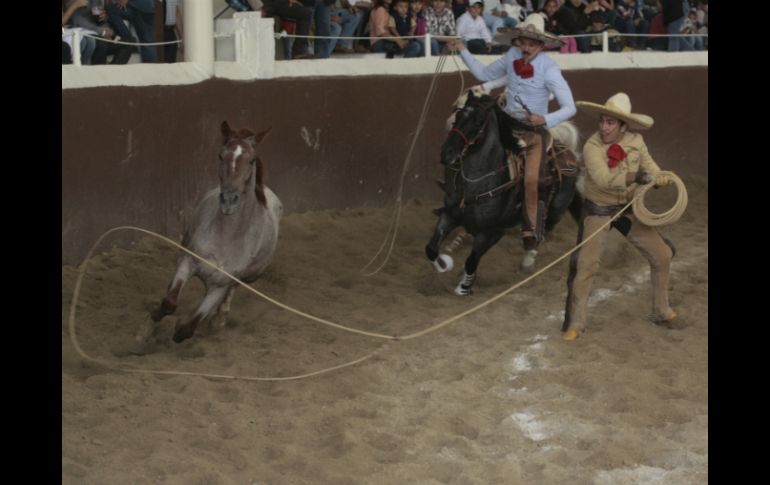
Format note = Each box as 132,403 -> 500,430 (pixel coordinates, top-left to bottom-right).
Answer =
62,67 -> 707,264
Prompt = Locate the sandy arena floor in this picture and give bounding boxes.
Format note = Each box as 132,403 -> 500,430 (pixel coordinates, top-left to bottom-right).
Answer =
62,176 -> 707,484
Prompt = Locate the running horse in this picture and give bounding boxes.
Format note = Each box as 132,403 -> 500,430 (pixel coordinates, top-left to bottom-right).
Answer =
425,91 -> 582,295
145,121 -> 283,343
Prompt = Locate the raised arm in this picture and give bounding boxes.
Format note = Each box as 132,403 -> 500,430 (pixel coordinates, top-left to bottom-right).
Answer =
543,64 -> 576,128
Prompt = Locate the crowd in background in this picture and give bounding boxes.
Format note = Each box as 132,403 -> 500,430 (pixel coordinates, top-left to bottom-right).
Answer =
62,0 -> 707,64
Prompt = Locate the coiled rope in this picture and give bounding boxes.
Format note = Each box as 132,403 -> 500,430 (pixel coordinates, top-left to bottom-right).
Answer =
632,171 -> 688,226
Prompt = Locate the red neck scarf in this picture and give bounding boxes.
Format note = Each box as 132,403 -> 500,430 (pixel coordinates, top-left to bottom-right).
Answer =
513,59 -> 534,79
607,144 -> 627,168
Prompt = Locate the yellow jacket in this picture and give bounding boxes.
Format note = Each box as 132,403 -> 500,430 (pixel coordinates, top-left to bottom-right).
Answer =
582,131 -> 661,206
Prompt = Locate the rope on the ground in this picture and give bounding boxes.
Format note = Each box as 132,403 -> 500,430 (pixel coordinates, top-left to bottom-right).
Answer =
67,226 -> 386,382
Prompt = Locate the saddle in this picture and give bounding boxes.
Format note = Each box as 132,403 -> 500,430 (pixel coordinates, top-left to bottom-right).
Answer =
505,142 -> 582,188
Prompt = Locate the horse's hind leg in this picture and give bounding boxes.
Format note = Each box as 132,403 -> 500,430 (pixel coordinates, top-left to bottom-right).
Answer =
455,230 -> 503,295
173,285 -> 229,343
151,255 -> 193,322
426,211 -> 459,272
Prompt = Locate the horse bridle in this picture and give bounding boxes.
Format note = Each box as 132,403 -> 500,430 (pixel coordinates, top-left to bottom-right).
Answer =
445,108 -> 520,207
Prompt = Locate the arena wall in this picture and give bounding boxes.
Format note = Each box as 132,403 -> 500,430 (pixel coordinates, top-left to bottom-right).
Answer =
62,67 -> 707,264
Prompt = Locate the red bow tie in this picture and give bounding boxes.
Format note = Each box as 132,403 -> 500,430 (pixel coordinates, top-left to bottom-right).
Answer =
513,59 -> 534,79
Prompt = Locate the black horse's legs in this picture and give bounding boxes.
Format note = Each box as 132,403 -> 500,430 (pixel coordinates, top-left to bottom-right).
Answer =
567,190 -> 584,224
426,211 -> 459,272
455,230 -> 504,295
545,175 -> 578,233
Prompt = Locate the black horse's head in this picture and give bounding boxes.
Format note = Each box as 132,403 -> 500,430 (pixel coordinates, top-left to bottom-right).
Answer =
441,92 -> 500,165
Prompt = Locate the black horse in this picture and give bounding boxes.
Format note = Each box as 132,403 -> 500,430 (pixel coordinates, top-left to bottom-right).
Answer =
425,92 -> 582,295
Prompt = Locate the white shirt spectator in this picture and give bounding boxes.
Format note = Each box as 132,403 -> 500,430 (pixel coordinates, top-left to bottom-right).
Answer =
483,0 -> 504,15
456,12 -> 492,43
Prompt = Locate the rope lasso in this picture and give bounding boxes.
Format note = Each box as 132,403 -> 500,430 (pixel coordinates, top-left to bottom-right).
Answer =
360,52 -> 461,276
67,226 -> 386,382
632,171 -> 688,226
69,173 -> 685,382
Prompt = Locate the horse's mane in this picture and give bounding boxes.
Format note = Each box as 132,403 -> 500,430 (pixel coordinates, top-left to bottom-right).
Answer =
253,157 -> 266,207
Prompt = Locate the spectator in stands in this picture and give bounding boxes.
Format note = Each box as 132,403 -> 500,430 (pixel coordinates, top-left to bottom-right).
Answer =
409,0 -> 432,54
593,0 -> 616,26
369,0 -> 395,55
456,1 -> 493,54
501,0 -> 527,24
585,10 -> 623,51
105,0 -> 158,63
646,0 -> 666,50
614,0 -> 648,49
540,0 -> 578,54
329,1 -> 364,54
62,0 -> 96,65
660,0 -> 693,51
515,0 -> 537,16
482,0 -> 518,44
349,0 -> 374,52
312,0 -> 336,58
681,8 -> 703,50
64,0 -> 133,65
454,0 -> 470,19
555,0 -> 593,53
164,0 -> 182,62
695,0 -> 706,48
412,0 -> 428,36
386,0 -> 423,57
262,0 -> 314,59
424,0 -> 457,54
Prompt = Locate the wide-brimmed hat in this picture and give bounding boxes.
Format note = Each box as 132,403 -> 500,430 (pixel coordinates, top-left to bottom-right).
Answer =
494,13 -> 565,47
576,92 -> 654,130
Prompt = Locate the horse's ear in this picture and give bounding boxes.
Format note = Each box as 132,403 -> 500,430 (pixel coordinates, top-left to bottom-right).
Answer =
221,121 -> 233,143
252,127 -> 272,145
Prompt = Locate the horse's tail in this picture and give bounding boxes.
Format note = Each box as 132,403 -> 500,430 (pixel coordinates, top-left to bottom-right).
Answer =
549,121 -> 581,160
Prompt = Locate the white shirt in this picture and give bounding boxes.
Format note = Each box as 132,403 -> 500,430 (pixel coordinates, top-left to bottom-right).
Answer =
460,46 -> 576,129
456,12 -> 492,43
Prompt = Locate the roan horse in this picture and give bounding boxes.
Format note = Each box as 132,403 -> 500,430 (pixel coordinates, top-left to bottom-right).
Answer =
145,121 -> 283,343
425,92 -> 581,295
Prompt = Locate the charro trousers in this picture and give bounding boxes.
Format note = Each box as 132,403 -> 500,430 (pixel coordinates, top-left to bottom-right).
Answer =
518,129 -> 548,249
563,212 -> 675,333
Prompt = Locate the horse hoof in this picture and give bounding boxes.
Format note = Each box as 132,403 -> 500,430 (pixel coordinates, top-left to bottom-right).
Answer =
454,285 -> 473,296
135,317 -> 156,343
520,249 -> 538,273
172,324 -> 195,343
454,272 -> 476,295
432,254 -> 454,273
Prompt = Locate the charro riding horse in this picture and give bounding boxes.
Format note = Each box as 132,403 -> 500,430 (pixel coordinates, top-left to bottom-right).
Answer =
425,92 -> 582,295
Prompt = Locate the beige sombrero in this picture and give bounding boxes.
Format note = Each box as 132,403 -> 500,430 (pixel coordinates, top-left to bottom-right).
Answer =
576,92 -> 654,130
494,13 -> 565,47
